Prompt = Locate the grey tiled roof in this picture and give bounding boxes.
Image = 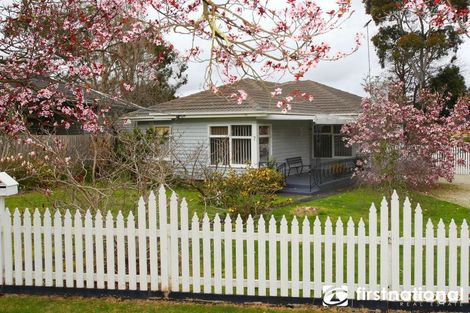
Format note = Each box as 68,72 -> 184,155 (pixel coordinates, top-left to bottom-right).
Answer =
129,79 -> 362,117
3,76 -> 138,111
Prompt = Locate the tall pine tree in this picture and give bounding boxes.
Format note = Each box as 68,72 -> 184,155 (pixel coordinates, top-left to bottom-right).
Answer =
364,0 -> 468,107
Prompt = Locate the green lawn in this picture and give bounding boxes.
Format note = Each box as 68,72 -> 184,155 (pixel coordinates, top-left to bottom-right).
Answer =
5,185 -> 468,225
0,295 -> 332,313
4,186 -> 226,217
273,186 -> 469,225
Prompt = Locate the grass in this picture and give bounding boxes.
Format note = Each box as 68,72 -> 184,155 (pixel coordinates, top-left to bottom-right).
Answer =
4,186 -> 294,218
5,185 -> 468,226
4,186 -> 224,216
0,295 -> 335,313
273,186 -> 469,225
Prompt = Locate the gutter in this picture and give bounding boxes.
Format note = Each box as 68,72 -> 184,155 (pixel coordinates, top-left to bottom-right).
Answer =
123,111 -> 360,122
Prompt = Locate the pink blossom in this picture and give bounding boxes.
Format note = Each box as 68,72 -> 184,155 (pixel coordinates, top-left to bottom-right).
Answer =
344,83 -> 470,190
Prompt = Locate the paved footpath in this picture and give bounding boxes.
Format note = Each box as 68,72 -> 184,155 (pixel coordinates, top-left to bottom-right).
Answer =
428,175 -> 470,208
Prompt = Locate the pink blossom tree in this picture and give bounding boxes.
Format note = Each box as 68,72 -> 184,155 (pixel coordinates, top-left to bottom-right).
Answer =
0,0 -> 359,136
343,82 -> 470,190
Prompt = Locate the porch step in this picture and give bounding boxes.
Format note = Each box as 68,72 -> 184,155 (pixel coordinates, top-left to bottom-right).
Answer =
282,176 -> 357,195
281,185 -> 320,195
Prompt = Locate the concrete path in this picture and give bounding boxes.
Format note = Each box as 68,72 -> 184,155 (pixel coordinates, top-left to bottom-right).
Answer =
426,175 -> 470,208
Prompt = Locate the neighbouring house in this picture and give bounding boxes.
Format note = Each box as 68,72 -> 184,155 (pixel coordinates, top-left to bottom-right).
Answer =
125,79 -> 363,194
2,76 -> 136,135
1,76 -> 140,161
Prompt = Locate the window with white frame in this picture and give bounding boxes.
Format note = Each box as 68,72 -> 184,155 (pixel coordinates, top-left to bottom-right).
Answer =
313,124 -> 352,158
155,126 -> 171,153
209,125 -> 253,166
258,125 -> 271,163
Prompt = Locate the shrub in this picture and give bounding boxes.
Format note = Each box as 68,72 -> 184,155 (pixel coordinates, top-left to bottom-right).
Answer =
202,168 -> 284,219
0,153 -> 54,190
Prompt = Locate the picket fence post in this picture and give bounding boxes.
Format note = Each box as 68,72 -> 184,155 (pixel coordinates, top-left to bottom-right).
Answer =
202,213 -> 211,294
390,191 -> 399,293
105,211 -> 114,290
368,204 -> 377,292
402,197 -> 412,292
313,216 -> 322,298
33,209 -> 42,287
224,215 -> 233,295
291,217 -> 299,298
258,215 -> 266,296
75,210 -> 84,288
246,215 -> 255,296
64,210 -> 73,288
95,211 -> 105,289
461,220 -> 469,303
191,213 -> 200,293
323,217 -> 332,288
116,211 -> 125,290
158,185 -> 169,292
138,197 -> 148,291
301,217 -> 311,298
213,214 -> 222,294
170,192 -> 179,292
379,197 -> 388,296
43,209 -> 52,287
414,204 -> 423,288
235,215 -> 244,295
0,203 -> 4,286
180,198 -> 190,292
148,191 -> 158,291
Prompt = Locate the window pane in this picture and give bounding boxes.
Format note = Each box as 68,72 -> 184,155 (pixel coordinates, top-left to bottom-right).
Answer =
259,137 -> 270,163
232,125 -> 252,137
210,138 -> 229,165
314,125 -> 332,133
259,125 -> 270,136
334,135 -> 352,156
210,126 -> 228,136
333,125 -> 343,134
232,138 -> 252,164
314,134 -> 332,158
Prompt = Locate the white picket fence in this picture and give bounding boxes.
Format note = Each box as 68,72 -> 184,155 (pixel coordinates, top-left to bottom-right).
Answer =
0,186 -> 469,303
453,148 -> 470,175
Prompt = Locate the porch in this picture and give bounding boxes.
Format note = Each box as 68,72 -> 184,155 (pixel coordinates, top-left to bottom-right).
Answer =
258,118 -> 358,195
263,157 -> 358,195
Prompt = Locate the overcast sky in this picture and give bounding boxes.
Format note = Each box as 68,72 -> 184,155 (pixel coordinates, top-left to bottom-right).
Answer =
174,0 -> 470,97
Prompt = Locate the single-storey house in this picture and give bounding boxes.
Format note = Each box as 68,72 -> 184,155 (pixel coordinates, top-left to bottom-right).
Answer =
125,79 -> 363,194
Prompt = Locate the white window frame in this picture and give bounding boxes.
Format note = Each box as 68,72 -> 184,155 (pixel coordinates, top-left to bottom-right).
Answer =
148,125 -> 172,161
208,123 -> 257,168
258,124 -> 272,163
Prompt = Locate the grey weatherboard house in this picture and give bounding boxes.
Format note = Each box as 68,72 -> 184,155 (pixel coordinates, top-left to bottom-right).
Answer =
126,79 -> 362,194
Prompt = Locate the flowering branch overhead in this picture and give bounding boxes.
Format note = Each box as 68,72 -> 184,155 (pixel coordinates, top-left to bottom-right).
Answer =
0,0 -> 360,135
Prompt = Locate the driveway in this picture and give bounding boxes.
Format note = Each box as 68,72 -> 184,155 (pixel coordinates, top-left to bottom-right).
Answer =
426,175 -> 470,208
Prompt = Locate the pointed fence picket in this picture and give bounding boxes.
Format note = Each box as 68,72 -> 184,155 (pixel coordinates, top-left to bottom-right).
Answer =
0,187 -> 469,304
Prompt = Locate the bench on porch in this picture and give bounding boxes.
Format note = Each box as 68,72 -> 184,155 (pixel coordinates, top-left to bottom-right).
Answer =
285,157 -> 310,176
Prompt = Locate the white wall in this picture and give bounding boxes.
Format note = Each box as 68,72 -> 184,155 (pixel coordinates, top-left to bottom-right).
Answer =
136,118 -> 257,178
269,120 -> 312,166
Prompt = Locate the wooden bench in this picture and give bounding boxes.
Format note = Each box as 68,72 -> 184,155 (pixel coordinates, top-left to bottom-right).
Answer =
286,157 -> 309,176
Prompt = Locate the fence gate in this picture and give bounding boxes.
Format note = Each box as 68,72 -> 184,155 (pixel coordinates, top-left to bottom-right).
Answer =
0,186 -> 469,307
